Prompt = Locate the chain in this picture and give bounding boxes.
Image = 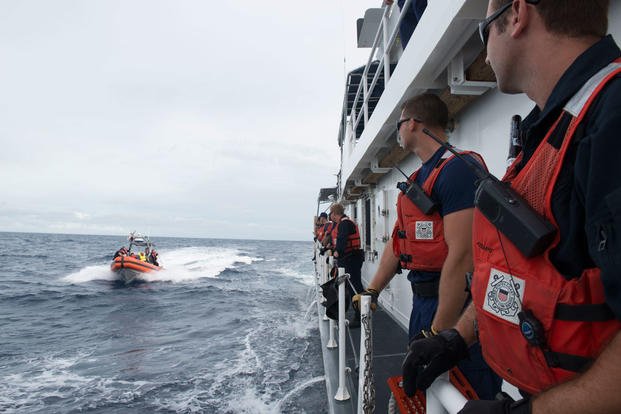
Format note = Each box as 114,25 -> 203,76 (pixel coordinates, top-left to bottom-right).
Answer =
361,310 -> 375,413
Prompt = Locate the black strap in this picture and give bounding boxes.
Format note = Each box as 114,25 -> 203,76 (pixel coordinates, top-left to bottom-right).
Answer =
554,303 -> 615,322
544,350 -> 592,373
411,280 -> 440,298
546,111 -> 572,149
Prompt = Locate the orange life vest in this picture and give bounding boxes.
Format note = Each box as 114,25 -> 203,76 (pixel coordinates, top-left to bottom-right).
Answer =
392,150 -> 486,271
316,223 -> 325,241
471,60 -> 621,394
319,221 -> 335,244
331,217 -> 361,254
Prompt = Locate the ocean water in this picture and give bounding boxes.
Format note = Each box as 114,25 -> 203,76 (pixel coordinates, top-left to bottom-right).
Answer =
0,232 -> 327,414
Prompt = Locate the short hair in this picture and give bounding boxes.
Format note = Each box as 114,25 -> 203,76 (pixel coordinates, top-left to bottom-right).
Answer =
400,94 -> 448,130
491,0 -> 608,38
330,203 -> 345,216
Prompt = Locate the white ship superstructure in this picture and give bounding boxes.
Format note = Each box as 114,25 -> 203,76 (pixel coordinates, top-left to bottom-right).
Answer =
315,1 -> 621,412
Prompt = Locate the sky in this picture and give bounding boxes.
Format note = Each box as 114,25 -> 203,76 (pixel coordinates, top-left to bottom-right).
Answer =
0,0 -> 382,241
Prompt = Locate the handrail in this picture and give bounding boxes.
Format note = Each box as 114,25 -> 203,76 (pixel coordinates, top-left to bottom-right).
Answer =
348,0 -> 414,142
427,373 -> 468,414
334,267 -> 351,401
313,245 -> 471,413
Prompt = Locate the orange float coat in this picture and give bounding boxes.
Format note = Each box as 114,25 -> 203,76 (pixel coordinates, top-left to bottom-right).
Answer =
471,61 -> 621,394
392,151 -> 485,272
331,217 -> 361,255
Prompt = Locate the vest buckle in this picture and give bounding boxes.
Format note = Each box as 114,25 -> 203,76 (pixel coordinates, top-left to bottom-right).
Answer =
399,254 -> 412,263
397,230 -> 407,239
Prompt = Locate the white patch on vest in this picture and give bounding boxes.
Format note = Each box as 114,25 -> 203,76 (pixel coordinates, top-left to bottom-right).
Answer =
483,268 -> 525,325
415,221 -> 433,240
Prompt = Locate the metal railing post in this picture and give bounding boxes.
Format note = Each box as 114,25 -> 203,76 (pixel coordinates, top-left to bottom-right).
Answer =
323,257 -> 330,321
382,7 -> 391,84
327,318 -> 337,349
363,74 -> 369,125
357,295 -> 372,413
334,267 -> 350,401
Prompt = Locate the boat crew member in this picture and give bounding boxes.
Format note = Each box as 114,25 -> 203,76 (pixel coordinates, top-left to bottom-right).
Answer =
138,251 -> 147,262
316,212 -> 336,251
402,1 -> 621,413
354,93 -> 501,399
314,213 -> 328,242
320,218 -> 336,251
315,212 -> 328,242
149,249 -> 159,266
383,0 -> 428,49
113,246 -> 128,258
330,202 -> 364,328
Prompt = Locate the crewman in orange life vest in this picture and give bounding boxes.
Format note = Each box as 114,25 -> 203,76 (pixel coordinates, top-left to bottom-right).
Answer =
353,93 -> 501,399
330,202 -> 364,327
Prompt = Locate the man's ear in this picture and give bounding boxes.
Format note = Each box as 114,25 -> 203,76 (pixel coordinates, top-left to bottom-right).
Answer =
510,0 -> 531,39
407,119 -> 417,132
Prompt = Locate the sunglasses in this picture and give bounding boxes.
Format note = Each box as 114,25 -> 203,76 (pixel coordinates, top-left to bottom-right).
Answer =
478,0 -> 540,46
396,117 -> 422,131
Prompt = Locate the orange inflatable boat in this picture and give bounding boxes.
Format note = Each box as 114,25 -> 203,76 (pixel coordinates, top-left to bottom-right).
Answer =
110,255 -> 161,283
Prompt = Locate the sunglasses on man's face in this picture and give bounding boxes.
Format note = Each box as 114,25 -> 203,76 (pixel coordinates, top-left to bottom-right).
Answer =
478,0 -> 540,46
396,117 -> 422,131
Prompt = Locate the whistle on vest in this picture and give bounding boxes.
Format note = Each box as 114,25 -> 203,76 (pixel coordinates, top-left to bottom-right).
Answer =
397,181 -> 437,215
518,309 -> 547,349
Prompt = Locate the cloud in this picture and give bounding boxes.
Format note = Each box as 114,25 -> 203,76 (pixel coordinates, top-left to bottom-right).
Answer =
0,0 -> 379,240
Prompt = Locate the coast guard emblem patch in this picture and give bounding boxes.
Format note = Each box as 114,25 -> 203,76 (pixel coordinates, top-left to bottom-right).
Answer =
482,268 -> 525,325
415,221 -> 433,240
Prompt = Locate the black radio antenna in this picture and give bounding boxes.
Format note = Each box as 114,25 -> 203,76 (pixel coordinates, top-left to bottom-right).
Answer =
393,164 -> 412,181
421,128 -> 555,258
422,128 -> 489,180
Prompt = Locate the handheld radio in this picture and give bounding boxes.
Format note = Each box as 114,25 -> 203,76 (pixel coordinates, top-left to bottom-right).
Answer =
394,165 -> 437,215
422,128 -> 556,258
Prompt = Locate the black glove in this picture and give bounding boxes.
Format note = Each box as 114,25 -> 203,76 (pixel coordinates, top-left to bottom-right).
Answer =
352,288 -> 379,311
458,398 -> 531,414
402,328 -> 468,396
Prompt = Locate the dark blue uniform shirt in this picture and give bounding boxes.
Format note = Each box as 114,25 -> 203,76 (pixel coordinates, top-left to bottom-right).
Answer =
407,146 -> 481,284
517,35 -> 621,320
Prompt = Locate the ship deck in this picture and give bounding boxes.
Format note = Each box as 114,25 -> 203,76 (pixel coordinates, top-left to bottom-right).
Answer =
317,300 -> 408,414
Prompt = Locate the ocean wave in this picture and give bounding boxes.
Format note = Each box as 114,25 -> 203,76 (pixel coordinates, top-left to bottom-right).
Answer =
1,234 -> 323,413
271,266 -> 315,287
143,246 -> 263,283
0,351 -> 150,413
0,253 -> 49,260
61,264 -> 116,284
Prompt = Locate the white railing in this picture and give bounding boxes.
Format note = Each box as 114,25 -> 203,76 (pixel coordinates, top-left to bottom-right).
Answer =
334,267 -> 351,401
313,244 -> 468,413
348,0 -> 413,143
427,372 -> 468,414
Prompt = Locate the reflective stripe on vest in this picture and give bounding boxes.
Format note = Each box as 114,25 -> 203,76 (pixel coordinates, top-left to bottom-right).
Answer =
392,150 -> 486,271
471,59 -> 621,395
